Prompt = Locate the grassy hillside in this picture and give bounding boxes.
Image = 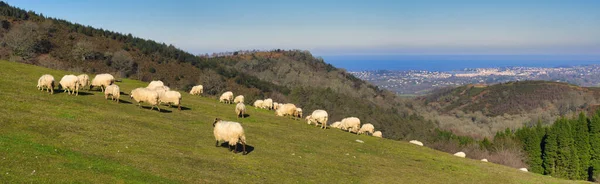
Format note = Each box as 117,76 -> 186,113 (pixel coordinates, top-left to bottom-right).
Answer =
0,60 -> 583,183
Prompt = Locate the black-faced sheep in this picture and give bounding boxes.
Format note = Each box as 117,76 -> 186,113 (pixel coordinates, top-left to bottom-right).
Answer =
213,118 -> 247,155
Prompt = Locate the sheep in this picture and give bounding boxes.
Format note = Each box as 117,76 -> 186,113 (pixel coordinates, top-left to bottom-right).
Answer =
409,140 -> 424,146
372,131 -> 382,138
37,74 -> 55,94
275,103 -> 298,119
357,123 -> 375,135
234,95 -> 244,104
160,91 -> 182,110
90,73 -> 115,92
147,80 -> 165,89
59,75 -> 79,96
213,118 -> 247,155
130,87 -> 160,111
189,85 -> 203,95
235,102 -> 246,118
519,168 -> 528,172
263,98 -> 273,110
253,100 -> 264,109
340,117 -> 361,133
219,91 -> 234,104
307,110 -> 328,129
330,121 -> 342,129
481,159 -> 488,162
273,102 -> 280,110
453,152 -> 466,158
295,108 -> 303,118
104,84 -> 120,103
77,74 -> 90,90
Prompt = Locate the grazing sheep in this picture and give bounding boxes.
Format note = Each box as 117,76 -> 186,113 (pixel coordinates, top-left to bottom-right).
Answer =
273,102 -> 280,110
454,152 -> 466,158
77,74 -> 90,90
481,159 -> 488,162
519,168 -> 528,172
253,100 -> 264,109
219,91 -> 234,104
275,103 -> 298,119
189,85 -> 203,95
161,91 -> 182,110
104,84 -> 120,103
37,74 -> 55,94
295,108 -> 303,118
357,123 -> 375,135
234,95 -> 244,104
307,110 -> 328,129
372,131 -> 382,138
213,118 -> 247,155
263,98 -> 273,110
409,140 -> 424,146
59,75 -> 79,96
330,121 -> 342,129
147,80 -> 165,89
235,102 -> 246,118
130,88 -> 160,111
340,117 -> 361,133
90,73 -> 115,92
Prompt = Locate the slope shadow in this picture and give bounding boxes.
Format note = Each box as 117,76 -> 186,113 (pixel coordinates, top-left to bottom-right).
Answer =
54,90 -> 94,96
238,114 -> 250,118
161,105 -> 192,111
140,106 -> 172,113
218,142 -> 254,155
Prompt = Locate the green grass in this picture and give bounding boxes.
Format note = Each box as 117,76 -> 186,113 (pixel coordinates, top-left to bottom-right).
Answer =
0,60 -> 584,183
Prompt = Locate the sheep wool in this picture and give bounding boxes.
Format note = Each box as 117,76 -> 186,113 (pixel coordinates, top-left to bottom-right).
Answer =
219,91 -> 234,104
190,85 -> 203,95
340,117 -> 361,133
147,80 -> 165,89
59,75 -> 79,96
263,98 -> 273,110
519,168 -> 528,172
273,102 -> 280,110
104,84 -> 120,103
253,100 -> 264,109
235,102 -> 246,118
409,140 -> 424,146
308,110 -> 328,129
295,108 -> 303,118
161,91 -> 182,110
481,159 -> 488,162
90,73 -> 115,92
234,95 -> 244,104
275,103 -> 297,119
330,121 -> 342,129
453,152 -> 466,158
37,74 -> 55,94
372,131 -> 382,138
213,118 -> 247,155
357,123 -> 375,135
130,87 -> 160,111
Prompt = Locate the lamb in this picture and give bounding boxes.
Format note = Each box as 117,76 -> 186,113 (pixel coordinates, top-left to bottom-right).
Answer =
37,74 -> 55,94
219,91 -> 234,104
104,84 -> 120,103
253,100 -> 264,109
59,75 -> 79,96
453,152 -> 466,158
357,123 -> 375,135
263,98 -> 273,110
295,108 -> 303,118
147,80 -> 165,89
340,117 -> 361,133
213,118 -> 247,155
275,103 -> 298,119
161,91 -> 182,110
189,85 -> 203,95
409,140 -> 424,146
90,73 -> 115,92
330,121 -> 342,129
235,102 -> 246,118
77,74 -> 90,90
372,131 -> 382,138
130,87 -> 160,111
234,95 -> 244,104
307,110 -> 328,129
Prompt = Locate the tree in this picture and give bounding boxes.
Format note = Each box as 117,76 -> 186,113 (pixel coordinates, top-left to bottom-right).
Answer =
542,125 -> 557,175
571,113 -> 590,180
110,50 -> 136,77
589,112 -> 600,181
4,21 -> 48,57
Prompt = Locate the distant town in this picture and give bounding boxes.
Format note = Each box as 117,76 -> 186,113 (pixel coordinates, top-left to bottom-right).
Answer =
351,65 -> 600,95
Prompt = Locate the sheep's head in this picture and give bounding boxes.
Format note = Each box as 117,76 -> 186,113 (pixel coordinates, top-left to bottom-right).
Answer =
213,118 -> 221,127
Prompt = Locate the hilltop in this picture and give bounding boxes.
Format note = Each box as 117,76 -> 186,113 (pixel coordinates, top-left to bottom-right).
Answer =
0,60 -> 582,183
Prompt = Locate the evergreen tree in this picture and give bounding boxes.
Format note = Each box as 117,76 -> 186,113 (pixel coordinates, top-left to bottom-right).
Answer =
543,125 -> 557,175
571,113 -> 590,180
589,112 -> 600,181
553,118 -> 579,179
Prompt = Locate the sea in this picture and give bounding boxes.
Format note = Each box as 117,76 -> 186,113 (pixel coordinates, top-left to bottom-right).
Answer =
321,55 -> 600,72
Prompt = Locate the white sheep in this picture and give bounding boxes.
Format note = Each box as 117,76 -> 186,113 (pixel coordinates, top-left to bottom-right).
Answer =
295,108 -> 303,118
454,152 -> 466,158
340,117 -> 361,133
90,73 -> 115,92
189,85 -> 203,95
213,118 -> 247,155
481,159 -> 488,162
219,91 -> 234,104
130,87 -> 160,111
147,80 -> 165,89
307,110 -> 328,129
77,74 -> 89,90
235,102 -> 246,118
253,100 -> 264,109
161,91 -> 182,110
372,131 -> 382,138
357,123 -> 375,135
330,121 -> 342,129
273,102 -> 280,110
263,98 -> 273,110
59,75 -> 79,96
234,95 -> 244,104
104,84 -> 120,103
519,168 -> 528,172
409,140 -> 424,146
37,74 -> 55,94
275,103 -> 298,119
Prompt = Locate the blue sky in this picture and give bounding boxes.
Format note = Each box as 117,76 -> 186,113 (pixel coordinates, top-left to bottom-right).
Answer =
6,0 -> 600,56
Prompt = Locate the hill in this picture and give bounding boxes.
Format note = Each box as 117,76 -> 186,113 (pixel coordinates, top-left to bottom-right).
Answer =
0,2 -> 433,141
0,60 -> 582,183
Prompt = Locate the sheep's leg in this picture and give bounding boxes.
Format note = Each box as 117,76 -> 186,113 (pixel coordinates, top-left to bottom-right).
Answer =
50,88 -> 53,94
157,106 -> 161,112
242,141 -> 247,155
215,140 -> 219,147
